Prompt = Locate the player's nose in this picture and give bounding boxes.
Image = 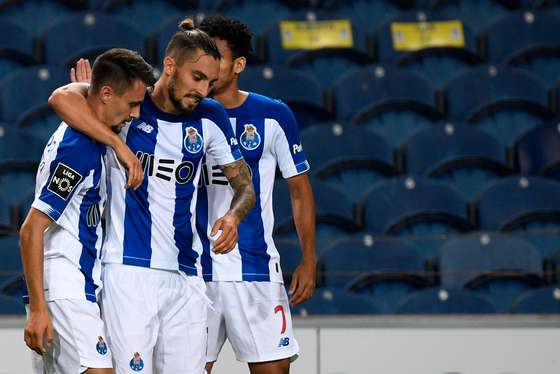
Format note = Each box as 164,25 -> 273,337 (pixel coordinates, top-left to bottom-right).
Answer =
130,106 -> 140,119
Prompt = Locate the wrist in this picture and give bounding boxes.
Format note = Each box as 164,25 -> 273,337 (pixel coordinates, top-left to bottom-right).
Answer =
29,300 -> 48,313
107,132 -> 124,150
226,210 -> 241,225
301,254 -> 317,266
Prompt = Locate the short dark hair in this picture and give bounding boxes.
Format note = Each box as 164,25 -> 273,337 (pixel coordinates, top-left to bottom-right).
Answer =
198,15 -> 253,59
165,18 -> 221,65
91,48 -> 156,95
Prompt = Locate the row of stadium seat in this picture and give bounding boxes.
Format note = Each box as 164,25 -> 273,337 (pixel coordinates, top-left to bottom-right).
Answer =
273,175 -> 560,253
292,286 -> 560,315
3,0 -> 560,36
2,64 -> 560,145
3,10 -> 560,80
2,120 -> 558,179
2,232 -> 560,314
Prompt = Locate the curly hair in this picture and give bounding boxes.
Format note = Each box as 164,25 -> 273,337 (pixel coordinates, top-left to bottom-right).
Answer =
198,15 -> 253,59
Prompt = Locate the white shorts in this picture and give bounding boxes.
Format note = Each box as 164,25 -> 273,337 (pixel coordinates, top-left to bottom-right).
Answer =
101,264 -> 208,374
206,281 -> 299,363
26,299 -> 112,373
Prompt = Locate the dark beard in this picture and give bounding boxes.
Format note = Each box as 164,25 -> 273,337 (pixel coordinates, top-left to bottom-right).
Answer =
168,76 -> 197,114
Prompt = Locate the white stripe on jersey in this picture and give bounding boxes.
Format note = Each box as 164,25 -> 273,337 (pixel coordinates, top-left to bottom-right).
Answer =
30,123 -> 106,302
198,93 -> 310,283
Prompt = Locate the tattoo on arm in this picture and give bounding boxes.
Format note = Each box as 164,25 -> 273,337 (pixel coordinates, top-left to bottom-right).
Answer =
220,160 -> 256,221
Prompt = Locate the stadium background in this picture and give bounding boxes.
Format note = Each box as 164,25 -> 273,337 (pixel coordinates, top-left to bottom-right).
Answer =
0,0 -> 560,373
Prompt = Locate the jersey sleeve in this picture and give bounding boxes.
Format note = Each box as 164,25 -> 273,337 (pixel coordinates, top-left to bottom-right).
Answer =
203,100 -> 243,166
271,102 -> 310,179
32,129 -> 92,223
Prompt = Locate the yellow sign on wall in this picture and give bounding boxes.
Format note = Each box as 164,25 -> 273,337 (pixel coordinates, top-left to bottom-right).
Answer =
280,19 -> 354,50
391,20 -> 465,51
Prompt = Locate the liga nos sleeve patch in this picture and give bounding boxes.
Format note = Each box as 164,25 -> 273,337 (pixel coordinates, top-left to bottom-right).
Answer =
47,163 -> 83,200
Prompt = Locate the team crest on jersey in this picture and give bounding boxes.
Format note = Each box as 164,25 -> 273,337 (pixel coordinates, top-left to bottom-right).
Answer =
240,124 -> 261,150
130,352 -> 144,371
184,126 -> 203,154
96,336 -> 107,355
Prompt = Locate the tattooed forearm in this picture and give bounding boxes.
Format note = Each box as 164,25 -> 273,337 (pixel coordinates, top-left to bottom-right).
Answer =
220,160 -> 256,221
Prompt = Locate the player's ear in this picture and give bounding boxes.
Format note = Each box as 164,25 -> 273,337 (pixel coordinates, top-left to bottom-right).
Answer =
163,56 -> 176,76
100,86 -> 113,103
233,56 -> 246,75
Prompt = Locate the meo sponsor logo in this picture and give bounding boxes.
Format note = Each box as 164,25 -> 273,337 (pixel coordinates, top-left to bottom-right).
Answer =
278,337 -> 290,347
47,163 -> 83,200
136,151 -> 196,184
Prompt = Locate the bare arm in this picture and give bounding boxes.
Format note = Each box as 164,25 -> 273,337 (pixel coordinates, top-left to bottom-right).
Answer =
286,173 -> 316,305
20,208 -> 54,355
48,83 -> 144,189
211,159 -> 256,254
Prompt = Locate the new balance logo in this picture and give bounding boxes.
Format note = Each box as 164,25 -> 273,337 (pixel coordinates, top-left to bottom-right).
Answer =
278,338 -> 290,347
137,122 -> 154,134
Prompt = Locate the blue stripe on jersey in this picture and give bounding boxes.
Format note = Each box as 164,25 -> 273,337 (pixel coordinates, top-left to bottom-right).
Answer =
122,122 -> 158,267
237,119 -> 270,281
38,127 -> 87,221
197,156 -> 213,281
78,171 -> 102,302
174,121 -> 202,275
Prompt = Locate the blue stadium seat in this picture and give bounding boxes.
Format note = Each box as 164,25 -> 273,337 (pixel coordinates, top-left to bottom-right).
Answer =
0,164 -> 38,227
374,12 -> 482,87
551,249 -> 560,282
0,127 -> 45,164
99,0 -> 191,37
0,20 -> 36,77
273,178 -> 357,242
0,66 -> 67,141
239,66 -> 331,128
221,0 -> 295,34
262,11 -> 372,86
476,176 -> 560,231
0,65 -> 68,122
439,232 -> 545,312
41,12 -> 145,67
276,240 -> 302,284
0,195 -> 12,230
291,288 -> 381,315
0,235 -> 22,285
476,176 -> 560,257
319,0 -> 411,32
510,286 -> 560,313
515,123 -> 560,179
330,65 -> 441,146
320,238 -> 431,312
301,123 -> 395,200
444,66 -> 552,146
0,0 -> 81,36
358,175 -> 471,238
483,11 -> 560,82
0,295 -> 24,315
394,288 -> 497,314
430,0 -> 512,33
403,122 -> 511,199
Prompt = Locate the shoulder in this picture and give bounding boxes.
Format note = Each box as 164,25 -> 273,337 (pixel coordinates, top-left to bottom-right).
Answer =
197,97 -> 227,115
55,123 -> 102,164
248,92 -> 292,118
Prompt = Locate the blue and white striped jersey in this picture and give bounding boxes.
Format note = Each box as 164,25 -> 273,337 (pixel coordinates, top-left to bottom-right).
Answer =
31,123 -> 107,302
102,94 -> 243,275
196,93 -> 310,283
